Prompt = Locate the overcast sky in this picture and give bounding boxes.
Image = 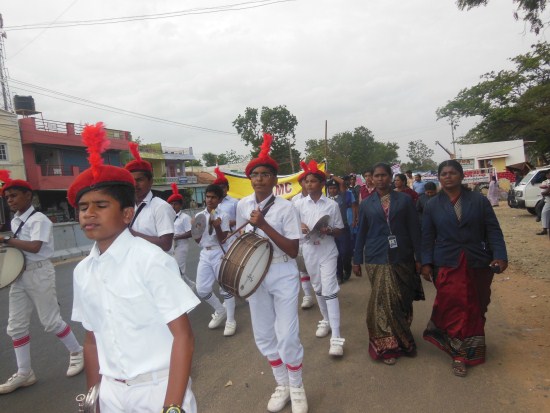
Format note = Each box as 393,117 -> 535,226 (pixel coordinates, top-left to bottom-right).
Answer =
1,0 -> 543,165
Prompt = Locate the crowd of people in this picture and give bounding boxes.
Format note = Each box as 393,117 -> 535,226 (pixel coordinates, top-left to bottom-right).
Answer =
0,126 -> 509,413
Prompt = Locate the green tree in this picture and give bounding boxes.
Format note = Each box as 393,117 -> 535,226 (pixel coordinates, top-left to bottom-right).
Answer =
223,149 -> 249,164
406,140 -> 437,171
202,152 -> 228,167
304,126 -> 399,176
457,0 -> 548,34
436,42 -> 550,164
233,105 -> 300,174
187,159 -> 202,167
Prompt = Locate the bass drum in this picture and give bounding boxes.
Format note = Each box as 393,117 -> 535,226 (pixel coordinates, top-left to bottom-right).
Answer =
218,232 -> 273,299
0,246 -> 25,289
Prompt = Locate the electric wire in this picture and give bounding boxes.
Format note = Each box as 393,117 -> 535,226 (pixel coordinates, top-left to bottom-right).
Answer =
5,0 -> 295,31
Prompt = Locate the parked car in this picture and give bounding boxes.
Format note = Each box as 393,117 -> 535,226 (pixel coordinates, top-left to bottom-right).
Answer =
512,165 -> 550,215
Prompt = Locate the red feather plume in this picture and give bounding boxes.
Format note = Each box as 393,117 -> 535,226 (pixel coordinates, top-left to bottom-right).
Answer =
128,142 -> 142,162
170,182 -> 179,196
300,161 -> 308,173
259,133 -> 273,158
0,169 -> 11,184
214,166 -> 224,179
82,122 -> 110,181
307,159 -> 318,171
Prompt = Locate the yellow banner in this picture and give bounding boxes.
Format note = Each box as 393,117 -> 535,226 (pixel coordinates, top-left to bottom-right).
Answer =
225,162 -> 326,200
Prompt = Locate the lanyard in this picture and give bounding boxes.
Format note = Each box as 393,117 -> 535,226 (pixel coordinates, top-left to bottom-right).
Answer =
130,202 -> 147,228
14,209 -> 38,238
253,195 -> 276,233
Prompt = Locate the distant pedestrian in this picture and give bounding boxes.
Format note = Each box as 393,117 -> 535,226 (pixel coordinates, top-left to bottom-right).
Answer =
487,176 -> 500,207
394,173 -> 419,204
412,174 -> 426,195
416,181 -> 437,224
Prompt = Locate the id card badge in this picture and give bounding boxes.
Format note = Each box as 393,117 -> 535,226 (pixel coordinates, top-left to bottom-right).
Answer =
388,235 -> 398,249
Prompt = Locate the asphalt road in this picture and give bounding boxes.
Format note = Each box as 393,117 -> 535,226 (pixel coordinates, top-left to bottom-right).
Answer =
0,242 -> 531,412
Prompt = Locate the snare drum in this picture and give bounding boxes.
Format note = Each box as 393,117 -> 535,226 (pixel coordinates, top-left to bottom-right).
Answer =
0,246 -> 25,289
218,232 -> 273,298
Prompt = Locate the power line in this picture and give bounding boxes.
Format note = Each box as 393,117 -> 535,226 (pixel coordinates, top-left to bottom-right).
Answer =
10,78 -> 237,135
5,0 -> 295,31
9,0 -> 80,58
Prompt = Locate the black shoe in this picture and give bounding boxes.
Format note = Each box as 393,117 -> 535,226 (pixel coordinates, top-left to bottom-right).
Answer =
536,229 -> 548,235
536,217 -> 541,222
343,272 -> 351,281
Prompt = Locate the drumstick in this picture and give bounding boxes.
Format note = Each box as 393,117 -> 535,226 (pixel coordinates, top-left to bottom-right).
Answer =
222,220 -> 250,243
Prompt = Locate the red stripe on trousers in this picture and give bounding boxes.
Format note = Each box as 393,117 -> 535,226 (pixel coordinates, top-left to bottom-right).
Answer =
56,325 -> 71,338
13,335 -> 30,348
300,276 -> 310,282
269,359 -> 283,368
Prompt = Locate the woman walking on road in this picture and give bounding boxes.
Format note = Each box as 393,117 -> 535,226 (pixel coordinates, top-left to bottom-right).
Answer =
487,175 -> 500,207
421,160 -> 508,377
352,163 -> 424,365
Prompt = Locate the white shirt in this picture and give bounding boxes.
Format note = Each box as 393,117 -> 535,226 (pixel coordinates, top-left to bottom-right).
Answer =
295,194 -> 344,247
131,191 -> 175,237
236,195 -> 301,258
195,208 -> 230,249
174,211 -> 192,248
11,206 -> 54,261
72,229 -> 200,380
291,192 -> 306,206
217,195 -> 238,228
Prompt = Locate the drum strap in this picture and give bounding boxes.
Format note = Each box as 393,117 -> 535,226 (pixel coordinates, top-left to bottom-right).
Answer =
130,195 -> 155,228
253,195 -> 276,233
13,209 -> 38,238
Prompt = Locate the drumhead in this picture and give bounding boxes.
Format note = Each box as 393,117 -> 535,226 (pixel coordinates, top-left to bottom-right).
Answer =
0,246 -> 25,289
238,239 -> 272,298
191,213 -> 207,240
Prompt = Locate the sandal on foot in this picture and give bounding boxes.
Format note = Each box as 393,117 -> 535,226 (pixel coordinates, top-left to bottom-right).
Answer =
383,357 -> 397,365
452,360 -> 467,377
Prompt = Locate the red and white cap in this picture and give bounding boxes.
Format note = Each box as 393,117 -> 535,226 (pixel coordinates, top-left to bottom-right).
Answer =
0,170 -> 32,194
244,133 -> 279,178
167,182 -> 184,203
124,142 -> 153,173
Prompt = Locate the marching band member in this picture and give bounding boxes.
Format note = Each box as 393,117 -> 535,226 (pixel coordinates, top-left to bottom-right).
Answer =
212,166 -> 239,244
68,123 -> 199,413
291,167 -> 315,309
194,184 -> 237,336
124,142 -> 175,252
0,170 -> 84,394
294,161 -> 346,357
167,183 -> 193,281
236,133 -> 308,413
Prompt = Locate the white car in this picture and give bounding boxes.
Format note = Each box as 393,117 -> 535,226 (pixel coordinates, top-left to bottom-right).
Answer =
512,166 -> 550,214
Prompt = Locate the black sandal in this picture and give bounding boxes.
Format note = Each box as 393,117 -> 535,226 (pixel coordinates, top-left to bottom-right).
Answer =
452,360 -> 467,377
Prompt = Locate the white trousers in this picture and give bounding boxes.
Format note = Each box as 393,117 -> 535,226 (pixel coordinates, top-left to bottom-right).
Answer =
7,260 -> 64,338
173,241 -> 189,276
302,242 -> 340,297
248,261 -> 304,366
542,202 -> 550,229
100,376 -> 196,413
196,248 -> 225,298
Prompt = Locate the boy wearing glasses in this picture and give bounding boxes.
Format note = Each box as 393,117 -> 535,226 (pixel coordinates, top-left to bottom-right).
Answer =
236,134 -> 307,413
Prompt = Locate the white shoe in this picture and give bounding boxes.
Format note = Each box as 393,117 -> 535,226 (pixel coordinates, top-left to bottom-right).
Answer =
329,337 -> 345,357
224,320 -> 237,336
67,351 -> 85,377
208,310 -> 227,329
267,385 -> 290,412
315,320 -> 331,338
0,371 -> 37,394
290,385 -> 308,413
301,295 -> 314,309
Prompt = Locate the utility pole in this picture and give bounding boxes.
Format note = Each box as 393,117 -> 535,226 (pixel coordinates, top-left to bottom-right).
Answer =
324,120 -> 328,159
0,14 -> 13,113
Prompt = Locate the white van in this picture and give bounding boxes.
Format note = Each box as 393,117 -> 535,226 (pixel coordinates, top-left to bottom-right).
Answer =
513,166 -> 550,214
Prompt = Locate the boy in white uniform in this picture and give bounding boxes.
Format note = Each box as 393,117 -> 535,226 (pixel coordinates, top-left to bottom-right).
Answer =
291,164 -> 314,309
0,171 -> 84,394
125,142 -> 175,252
212,167 -> 238,231
168,183 -> 192,278
68,123 -> 200,413
194,184 -> 237,337
236,134 -> 308,413
294,160 -> 346,357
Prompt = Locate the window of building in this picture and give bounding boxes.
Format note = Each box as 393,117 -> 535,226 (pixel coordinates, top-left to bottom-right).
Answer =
0,143 -> 8,161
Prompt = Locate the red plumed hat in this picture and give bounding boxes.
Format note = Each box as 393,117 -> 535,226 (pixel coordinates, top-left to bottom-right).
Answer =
67,122 -> 135,207
244,133 -> 279,178
167,182 -> 184,203
0,169 -> 32,194
302,159 -> 326,182
124,142 -> 153,173
297,160 -> 309,182
213,166 -> 229,185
